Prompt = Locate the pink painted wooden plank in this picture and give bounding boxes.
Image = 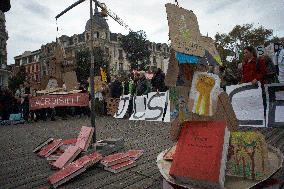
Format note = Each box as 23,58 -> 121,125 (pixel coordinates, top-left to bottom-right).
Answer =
75,126 -> 94,151
51,146 -> 81,169
100,152 -> 129,167
37,139 -> 62,158
73,151 -> 102,168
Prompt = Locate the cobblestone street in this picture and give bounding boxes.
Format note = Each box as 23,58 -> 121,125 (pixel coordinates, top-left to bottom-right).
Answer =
0,116 -> 173,189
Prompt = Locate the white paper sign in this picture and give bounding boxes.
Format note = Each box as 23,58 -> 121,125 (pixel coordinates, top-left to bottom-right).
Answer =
265,83 -> 284,128
256,45 -> 265,57
145,92 -> 167,121
163,91 -> 171,123
114,95 -> 130,119
129,95 -> 146,121
227,82 -> 265,127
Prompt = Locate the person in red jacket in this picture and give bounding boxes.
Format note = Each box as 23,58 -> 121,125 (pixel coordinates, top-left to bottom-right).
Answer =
241,46 -> 267,85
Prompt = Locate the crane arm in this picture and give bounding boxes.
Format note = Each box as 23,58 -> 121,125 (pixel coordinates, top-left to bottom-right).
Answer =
93,0 -> 133,32
55,0 -> 86,19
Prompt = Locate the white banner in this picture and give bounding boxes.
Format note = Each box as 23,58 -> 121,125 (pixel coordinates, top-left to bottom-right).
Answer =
226,82 -> 265,127
129,95 -> 146,121
145,92 -> 167,121
265,84 -> 284,128
114,95 -> 130,119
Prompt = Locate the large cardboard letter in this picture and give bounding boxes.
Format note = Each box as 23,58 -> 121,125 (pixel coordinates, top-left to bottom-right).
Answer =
129,96 -> 146,121
226,83 -> 265,127
265,84 -> 284,128
145,92 -> 167,121
114,95 -> 130,119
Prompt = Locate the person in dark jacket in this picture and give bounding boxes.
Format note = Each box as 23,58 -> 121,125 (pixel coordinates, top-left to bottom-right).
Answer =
136,71 -> 149,96
151,68 -> 167,92
110,75 -> 122,98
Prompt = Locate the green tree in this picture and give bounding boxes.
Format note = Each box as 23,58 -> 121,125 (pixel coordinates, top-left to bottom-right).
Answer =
120,30 -> 151,71
215,24 -> 273,62
8,65 -> 27,93
75,47 -> 109,84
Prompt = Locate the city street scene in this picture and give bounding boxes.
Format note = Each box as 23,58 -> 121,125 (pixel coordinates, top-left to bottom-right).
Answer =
1,0 -> 284,188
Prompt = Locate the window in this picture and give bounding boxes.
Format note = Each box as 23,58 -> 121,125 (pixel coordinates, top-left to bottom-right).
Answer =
119,63 -> 123,71
153,56 -> 157,66
118,49 -> 123,60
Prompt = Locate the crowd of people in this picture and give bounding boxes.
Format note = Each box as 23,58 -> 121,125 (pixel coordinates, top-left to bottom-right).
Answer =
0,68 -> 167,123
1,46 -> 283,124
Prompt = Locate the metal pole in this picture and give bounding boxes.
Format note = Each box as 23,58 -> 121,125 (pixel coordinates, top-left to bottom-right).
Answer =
89,0 -> 96,143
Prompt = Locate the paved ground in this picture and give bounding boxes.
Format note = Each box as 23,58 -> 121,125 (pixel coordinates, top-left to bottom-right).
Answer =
0,116 -> 283,189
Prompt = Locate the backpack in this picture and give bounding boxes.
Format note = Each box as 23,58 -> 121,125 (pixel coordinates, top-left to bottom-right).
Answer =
256,56 -> 278,84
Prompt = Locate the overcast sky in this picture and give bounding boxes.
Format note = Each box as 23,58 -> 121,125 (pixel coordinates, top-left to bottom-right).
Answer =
5,0 -> 284,65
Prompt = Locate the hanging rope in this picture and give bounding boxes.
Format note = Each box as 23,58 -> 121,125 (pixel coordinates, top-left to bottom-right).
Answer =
55,18 -> 66,59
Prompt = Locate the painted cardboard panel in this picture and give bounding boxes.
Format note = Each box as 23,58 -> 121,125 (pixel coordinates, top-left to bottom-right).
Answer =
226,131 -> 269,181
114,95 -> 130,119
130,95 -> 146,120
169,86 -> 190,122
226,82 -> 265,127
188,72 -> 220,116
265,83 -> 284,128
62,71 -> 78,91
145,92 -> 167,121
165,3 -> 204,57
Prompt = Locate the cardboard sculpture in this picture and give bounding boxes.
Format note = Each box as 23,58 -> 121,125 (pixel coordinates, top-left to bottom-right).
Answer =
226,132 -> 269,180
169,86 -> 190,121
165,3 -> 204,57
169,121 -> 230,189
200,36 -> 222,66
165,49 -> 180,87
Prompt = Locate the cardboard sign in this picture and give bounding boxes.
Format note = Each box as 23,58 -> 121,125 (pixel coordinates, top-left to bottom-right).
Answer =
129,95 -> 146,121
227,131 -> 268,181
114,95 -> 130,119
145,92 -> 167,121
29,93 -> 89,110
62,71 -> 78,91
226,83 -> 265,127
165,3 -> 204,57
189,72 -> 220,116
265,83 -> 284,128
256,45 -> 265,57
106,98 -> 120,116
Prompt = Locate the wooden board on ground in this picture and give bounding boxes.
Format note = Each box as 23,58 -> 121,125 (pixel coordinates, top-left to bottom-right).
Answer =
52,146 -> 82,169
75,126 -> 94,151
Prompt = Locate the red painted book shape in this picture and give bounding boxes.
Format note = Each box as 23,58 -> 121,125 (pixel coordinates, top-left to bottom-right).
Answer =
163,145 -> 177,161
51,146 -> 81,169
125,150 -> 144,160
104,160 -> 136,173
75,126 -> 94,151
73,151 -> 103,168
38,139 -> 63,158
169,121 -> 229,189
101,152 -> 129,167
48,163 -> 86,188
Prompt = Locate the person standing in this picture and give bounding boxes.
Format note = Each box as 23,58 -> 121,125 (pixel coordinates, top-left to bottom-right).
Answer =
278,48 -> 284,83
241,46 -> 266,85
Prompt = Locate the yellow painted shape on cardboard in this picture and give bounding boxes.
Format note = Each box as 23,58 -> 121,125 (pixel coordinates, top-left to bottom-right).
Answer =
195,75 -> 215,116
